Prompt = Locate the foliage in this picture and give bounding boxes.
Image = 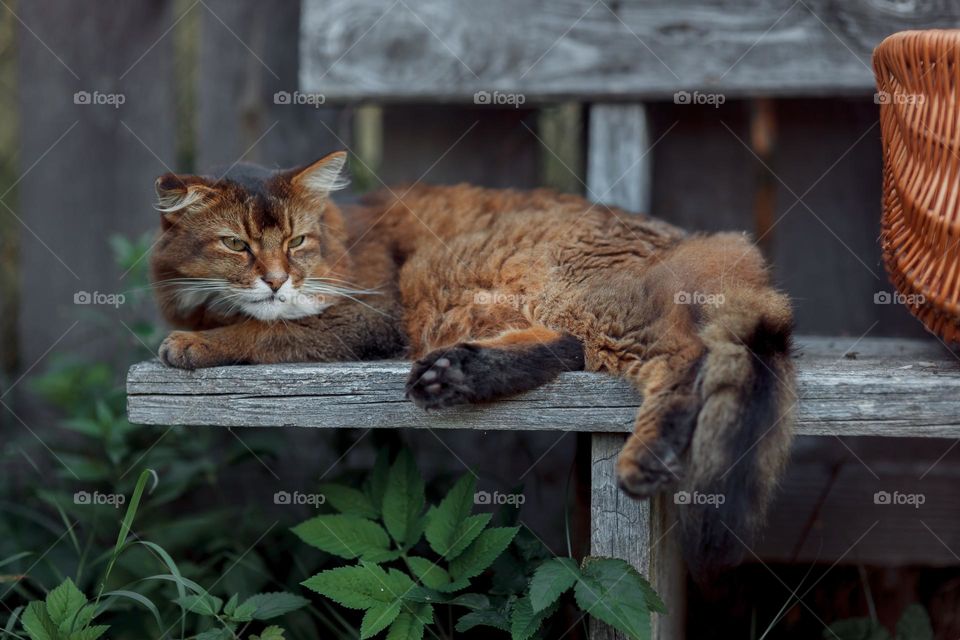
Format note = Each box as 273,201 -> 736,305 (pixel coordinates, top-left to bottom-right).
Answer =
0,234 -> 348,639
295,449 -> 665,640
824,604 -> 934,640
12,470 -> 306,640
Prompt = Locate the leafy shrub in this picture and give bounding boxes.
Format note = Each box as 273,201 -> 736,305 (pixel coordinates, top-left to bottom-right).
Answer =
825,604 -> 933,640
12,471 -> 308,640
294,449 -> 665,640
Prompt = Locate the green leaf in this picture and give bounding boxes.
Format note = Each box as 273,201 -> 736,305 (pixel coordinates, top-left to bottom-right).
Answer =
223,594 -> 239,617
361,601 -> 402,639
4,605 -> 23,638
448,594 -> 490,610
456,609 -> 511,634
302,563 -> 408,610
433,578 -> 472,593
291,514 -> 397,562
174,594 -> 223,617
424,475 -> 488,560
319,483 -> 379,519
529,557 -> 580,613
409,602 -> 434,626
385,612 -> 424,640
21,602 -> 57,640
240,592 -> 310,620
825,619 -> 892,640
69,624 -> 109,640
113,469 -> 156,559
195,629 -> 234,640
511,595 -> 558,640
364,449 -> 391,518
382,450 -> 425,546
250,626 -> 286,640
896,605 -> 933,640
231,601 -> 258,622
574,557 -> 656,640
100,590 -> 163,631
449,527 -> 519,581
45,578 -> 87,629
406,557 -> 451,590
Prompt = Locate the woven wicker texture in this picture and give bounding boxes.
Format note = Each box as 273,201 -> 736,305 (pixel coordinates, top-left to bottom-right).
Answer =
875,30 -> 960,342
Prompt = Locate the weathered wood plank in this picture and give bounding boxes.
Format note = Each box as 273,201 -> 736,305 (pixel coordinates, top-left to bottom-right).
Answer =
588,105 -> 651,212
299,0 -> 960,101
17,0 -> 176,367
199,0 -> 343,169
587,102 -> 677,640
127,336 -> 960,435
590,433 -> 652,640
758,444 -> 960,566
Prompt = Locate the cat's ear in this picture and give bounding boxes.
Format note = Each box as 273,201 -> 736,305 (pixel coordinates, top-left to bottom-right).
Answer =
291,151 -> 349,196
154,173 -> 216,218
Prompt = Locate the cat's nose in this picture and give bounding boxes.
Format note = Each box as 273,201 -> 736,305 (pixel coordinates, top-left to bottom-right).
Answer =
261,273 -> 289,292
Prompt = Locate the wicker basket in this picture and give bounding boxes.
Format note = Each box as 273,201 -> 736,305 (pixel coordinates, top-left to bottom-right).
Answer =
874,30 -> 960,342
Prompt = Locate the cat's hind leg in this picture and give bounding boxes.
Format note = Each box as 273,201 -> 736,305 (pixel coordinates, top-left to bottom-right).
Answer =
405,327 -> 584,409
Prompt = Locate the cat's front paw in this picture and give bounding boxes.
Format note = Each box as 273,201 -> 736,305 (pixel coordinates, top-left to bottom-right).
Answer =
159,331 -> 227,369
405,346 -> 476,409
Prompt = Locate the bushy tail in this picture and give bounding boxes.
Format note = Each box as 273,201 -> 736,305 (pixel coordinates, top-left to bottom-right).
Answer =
679,288 -> 796,577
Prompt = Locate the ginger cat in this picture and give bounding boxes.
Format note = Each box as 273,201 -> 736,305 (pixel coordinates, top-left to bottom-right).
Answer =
151,151 -> 795,573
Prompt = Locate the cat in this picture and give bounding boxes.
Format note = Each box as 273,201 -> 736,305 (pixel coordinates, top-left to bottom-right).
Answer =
150,151 -> 795,574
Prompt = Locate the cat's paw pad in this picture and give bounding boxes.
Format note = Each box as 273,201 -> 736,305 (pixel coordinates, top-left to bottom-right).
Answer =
159,332 -> 219,370
616,440 -> 684,499
405,346 -> 476,409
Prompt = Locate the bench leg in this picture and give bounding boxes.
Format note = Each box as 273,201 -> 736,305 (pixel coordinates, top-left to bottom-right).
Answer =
590,433 -> 686,640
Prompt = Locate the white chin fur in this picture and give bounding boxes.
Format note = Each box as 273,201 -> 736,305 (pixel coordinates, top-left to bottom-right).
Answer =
237,280 -> 330,321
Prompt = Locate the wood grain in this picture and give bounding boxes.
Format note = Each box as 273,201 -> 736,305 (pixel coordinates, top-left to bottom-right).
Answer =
587,104 -> 651,212
589,433 -> 652,640
299,0 -> 960,101
127,336 -> 960,436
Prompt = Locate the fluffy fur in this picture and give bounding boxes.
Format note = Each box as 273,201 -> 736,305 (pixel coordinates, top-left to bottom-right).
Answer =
150,153 -> 796,573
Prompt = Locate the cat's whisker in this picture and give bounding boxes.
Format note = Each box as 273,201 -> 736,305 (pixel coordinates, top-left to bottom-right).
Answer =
301,283 -> 382,297
304,289 -> 389,317
304,277 -> 382,293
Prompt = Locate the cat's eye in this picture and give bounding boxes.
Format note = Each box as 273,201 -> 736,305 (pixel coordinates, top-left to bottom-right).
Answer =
221,236 -> 248,252
288,235 -> 306,249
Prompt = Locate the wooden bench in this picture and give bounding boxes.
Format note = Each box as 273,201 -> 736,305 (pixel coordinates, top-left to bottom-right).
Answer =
127,336 -> 960,638
126,2 -> 960,637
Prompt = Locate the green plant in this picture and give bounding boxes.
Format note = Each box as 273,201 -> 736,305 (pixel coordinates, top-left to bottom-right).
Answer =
12,470 -> 308,640
294,449 -> 664,640
824,604 -> 933,640
0,234 -> 347,640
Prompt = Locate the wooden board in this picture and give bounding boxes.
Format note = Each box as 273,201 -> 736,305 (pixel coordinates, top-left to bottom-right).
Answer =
127,336 -> 960,436
16,0 -> 176,367
198,0 -> 344,170
299,0 -> 960,102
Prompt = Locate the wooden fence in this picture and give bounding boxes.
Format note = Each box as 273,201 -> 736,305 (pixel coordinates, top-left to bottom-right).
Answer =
4,1 -> 960,629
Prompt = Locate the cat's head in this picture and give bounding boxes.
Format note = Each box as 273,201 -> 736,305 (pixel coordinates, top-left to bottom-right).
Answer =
150,151 -> 359,325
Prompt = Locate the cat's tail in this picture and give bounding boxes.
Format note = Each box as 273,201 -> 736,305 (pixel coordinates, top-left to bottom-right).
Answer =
680,286 -> 795,576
